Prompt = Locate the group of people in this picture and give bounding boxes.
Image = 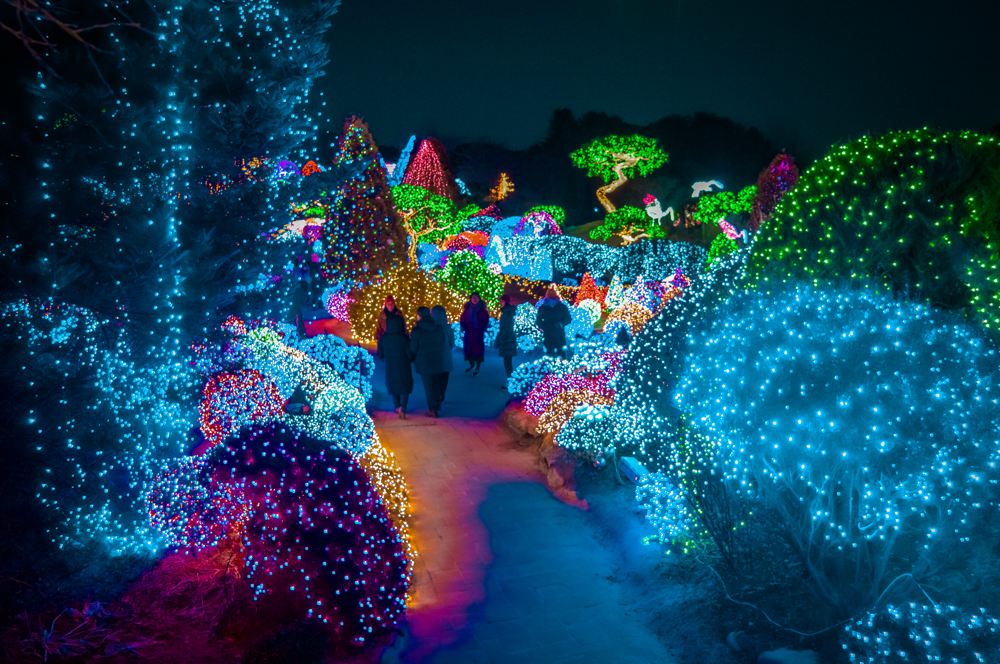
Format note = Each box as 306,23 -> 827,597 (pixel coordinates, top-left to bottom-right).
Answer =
375,287 -> 571,419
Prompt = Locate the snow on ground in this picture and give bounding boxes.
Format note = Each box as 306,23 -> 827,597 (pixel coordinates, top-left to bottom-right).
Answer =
372,349 -> 732,663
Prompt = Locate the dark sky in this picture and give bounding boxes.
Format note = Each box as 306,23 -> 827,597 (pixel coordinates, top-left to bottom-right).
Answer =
323,0 -> 1000,154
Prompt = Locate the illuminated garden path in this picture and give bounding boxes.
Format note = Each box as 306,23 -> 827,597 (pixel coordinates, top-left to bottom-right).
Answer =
373,409 -> 685,664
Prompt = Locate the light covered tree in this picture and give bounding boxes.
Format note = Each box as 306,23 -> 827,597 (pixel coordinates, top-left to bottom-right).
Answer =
320,116 -> 406,286
589,205 -> 665,245
570,134 -> 668,213
391,183 -> 479,262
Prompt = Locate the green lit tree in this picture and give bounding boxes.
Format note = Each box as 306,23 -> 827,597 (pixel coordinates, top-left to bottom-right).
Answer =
391,183 -> 479,262
435,250 -> 504,307
691,185 -> 757,226
705,234 -> 739,268
590,206 -> 665,245
570,134 -> 668,214
525,204 -> 567,227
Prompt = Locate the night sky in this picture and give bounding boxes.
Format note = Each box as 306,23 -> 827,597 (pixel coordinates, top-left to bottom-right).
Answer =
323,0 -> 1000,154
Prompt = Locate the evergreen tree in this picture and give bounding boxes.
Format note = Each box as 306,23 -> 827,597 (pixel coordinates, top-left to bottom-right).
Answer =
321,116 -> 406,286
11,0 -> 340,556
402,137 -> 458,200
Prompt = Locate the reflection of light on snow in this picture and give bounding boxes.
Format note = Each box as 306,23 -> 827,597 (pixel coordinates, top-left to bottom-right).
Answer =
691,180 -> 723,198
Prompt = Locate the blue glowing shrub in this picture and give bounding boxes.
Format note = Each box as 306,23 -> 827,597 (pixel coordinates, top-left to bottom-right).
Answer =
612,249 -> 748,460
635,472 -> 699,552
3,299 -> 197,555
507,355 -> 574,398
675,283 -> 1000,614
565,304 -> 597,343
293,334 -> 375,402
609,239 -> 706,282
417,242 -> 446,271
843,603 -> 1000,664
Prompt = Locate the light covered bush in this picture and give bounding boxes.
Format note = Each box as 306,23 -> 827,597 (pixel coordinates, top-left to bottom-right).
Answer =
675,283 -> 1000,615
294,333 -> 375,401
749,129 -> 1000,334
843,603 -> 1000,664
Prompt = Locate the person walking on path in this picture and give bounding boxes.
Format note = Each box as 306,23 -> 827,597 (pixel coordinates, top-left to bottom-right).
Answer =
376,295 -> 404,343
536,285 -> 571,358
410,306 -> 447,417
430,305 -> 454,405
494,294 -> 518,377
460,293 -> 489,376
376,315 -> 413,419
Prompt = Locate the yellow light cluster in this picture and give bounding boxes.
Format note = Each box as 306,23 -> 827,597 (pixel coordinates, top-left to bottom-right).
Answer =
500,274 -> 578,304
349,263 -> 466,344
606,301 -> 655,333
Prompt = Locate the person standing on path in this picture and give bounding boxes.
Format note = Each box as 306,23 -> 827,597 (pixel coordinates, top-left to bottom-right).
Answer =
460,293 -> 489,376
376,295 -> 404,343
494,294 -> 518,377
430,305 -> 454,405
410,306 -> 447,417
376,314 -> 413,419
536,285 -> 571,358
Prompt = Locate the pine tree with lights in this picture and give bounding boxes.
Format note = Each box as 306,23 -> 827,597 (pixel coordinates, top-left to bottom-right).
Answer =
322,116 -> 406,286
402,137 -> 458,200
574,272 -> 606,307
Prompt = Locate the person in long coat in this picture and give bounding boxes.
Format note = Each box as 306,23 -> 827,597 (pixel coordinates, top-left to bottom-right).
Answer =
430,305 -> 454,405
535,286 -> 571,357
376,315 -> 413,419
409,306 -> 447,417
494,294 -> 518,377
375,295 -> 403,343
460,293 -> 489,375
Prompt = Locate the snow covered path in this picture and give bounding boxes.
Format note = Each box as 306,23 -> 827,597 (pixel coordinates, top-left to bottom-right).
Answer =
372,409 -> 681,664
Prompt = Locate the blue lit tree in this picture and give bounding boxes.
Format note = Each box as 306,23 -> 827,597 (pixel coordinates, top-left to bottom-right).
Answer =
11,0 -> 340,556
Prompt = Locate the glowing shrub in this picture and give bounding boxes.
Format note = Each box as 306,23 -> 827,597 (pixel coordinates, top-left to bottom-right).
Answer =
211,424 -> 409,643
749,129 -> 1000,333
349,263 -> 466,344
843,603 -> 1000,664
198,369 -> 285,447
555,404 -> 616,460
294,334 -> 375,401
435,249 -> 504,307
705,233 -> 738,268
675,283 -> 1000,615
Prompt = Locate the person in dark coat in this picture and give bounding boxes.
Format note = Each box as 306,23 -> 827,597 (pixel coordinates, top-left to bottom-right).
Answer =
430,305 -> 454,405
409,306 -> 447,417
460,293 -> 489,376
376,315 -> 413,419
375,295 -> 403,343
494,294 -> 518,377
536,286 -> 571,357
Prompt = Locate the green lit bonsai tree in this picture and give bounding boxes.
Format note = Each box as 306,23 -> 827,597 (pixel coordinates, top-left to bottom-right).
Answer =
571,134 -> 668,214
391,183 -> 479,262
589,205 -> 665,245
